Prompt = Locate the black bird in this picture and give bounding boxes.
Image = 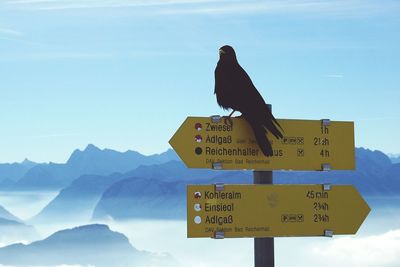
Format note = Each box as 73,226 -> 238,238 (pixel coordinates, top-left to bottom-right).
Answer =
214,45 -> 283,157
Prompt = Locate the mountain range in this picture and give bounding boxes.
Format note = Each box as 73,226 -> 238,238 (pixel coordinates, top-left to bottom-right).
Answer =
0,224 -> 177,267
32,173 -> 126,223
0,144 -> 398,266
0,144 -> 179,190
273,148 -> 399,194
0,159 -> 37,187
33,160 -> 252,222
91,148 -> 399,220
1,145 -> 399,222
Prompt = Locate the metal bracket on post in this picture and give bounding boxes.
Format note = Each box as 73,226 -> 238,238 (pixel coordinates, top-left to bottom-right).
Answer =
212,162 -> 223,170
210,115 -> 222,123
213,184 -> 225,239
214,231 -> 225,239
215,183 -> 225,192
321,163 -> 331,171
323,184 -> 332,191
321,119 -> 331,126
324,230 -> 334,237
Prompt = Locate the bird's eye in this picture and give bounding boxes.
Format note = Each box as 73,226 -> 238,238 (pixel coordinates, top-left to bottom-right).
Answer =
219,49 -> 226,55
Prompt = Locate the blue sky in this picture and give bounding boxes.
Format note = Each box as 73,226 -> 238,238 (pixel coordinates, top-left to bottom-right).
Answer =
1,0 -> 399,163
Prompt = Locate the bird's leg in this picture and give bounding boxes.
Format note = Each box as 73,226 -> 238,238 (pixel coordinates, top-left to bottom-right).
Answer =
223,110 -> 235,127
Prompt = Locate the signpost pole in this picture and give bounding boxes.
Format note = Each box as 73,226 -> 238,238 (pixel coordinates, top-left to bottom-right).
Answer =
254,104 -> 274,267
253,170 -> 274,267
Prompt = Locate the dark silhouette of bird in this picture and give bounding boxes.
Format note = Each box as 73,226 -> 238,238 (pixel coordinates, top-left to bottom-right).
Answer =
214,45 -> 283,157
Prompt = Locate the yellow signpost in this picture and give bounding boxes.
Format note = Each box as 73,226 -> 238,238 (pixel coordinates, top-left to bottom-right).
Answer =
169,116 -> 355,170
187,184 -> 370,238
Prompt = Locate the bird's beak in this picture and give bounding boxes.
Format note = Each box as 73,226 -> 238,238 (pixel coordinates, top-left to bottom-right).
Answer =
219,49 -> 225,56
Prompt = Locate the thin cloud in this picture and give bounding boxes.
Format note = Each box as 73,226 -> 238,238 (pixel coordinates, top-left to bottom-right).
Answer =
0,52 -> 115,61
4,0 -> 400,17
311,229 -> 400,267
13,133 -> 83,140
357,116 -> 400,121
160,1 -> 342,15
55,265 -> 95,267
0,27 -> 23,37
325,74 -> 344,78
0,28 -> 46,47
29,52 -> 115,60
5,0 -> 231,10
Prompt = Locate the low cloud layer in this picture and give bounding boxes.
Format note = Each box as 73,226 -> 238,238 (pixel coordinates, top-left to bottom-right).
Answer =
311,230 -> 400,267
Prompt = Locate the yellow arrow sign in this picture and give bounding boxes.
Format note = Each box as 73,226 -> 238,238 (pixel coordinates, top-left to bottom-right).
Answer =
169,116 -> 355,170
187,184 -> 370,238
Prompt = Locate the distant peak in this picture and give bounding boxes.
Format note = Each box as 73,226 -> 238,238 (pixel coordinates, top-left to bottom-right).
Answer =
84,144 -> 100,152
20,158 -> 37,168
73,224 -> 110,231
49,224 -> 111,239
22,158 -> 31,164
66,144 -> 101,164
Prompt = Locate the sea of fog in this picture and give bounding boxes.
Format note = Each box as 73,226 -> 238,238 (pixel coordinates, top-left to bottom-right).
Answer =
0,192 -> 399,267
0,191 -> 58,220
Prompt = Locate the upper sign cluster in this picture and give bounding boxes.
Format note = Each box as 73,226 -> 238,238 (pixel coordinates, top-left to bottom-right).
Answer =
169,116 -> 355,170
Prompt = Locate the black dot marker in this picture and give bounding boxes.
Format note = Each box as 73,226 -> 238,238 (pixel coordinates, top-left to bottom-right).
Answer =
195,147 -> 202,155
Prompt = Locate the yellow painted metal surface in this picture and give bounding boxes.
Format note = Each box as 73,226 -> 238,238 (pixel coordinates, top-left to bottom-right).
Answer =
169,117 -> 355,170
187,184 -> 370,238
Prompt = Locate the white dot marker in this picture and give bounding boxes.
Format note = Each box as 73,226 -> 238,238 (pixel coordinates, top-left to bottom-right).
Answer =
194,216 -> 201,224
194,203 -> 201,212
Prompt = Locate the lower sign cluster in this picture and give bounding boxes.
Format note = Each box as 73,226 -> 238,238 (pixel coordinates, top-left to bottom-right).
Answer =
187,184 -> 370,238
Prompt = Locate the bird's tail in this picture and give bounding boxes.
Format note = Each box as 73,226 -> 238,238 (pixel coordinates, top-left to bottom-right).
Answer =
264,106 -> 284,139
245,115 -> 273,157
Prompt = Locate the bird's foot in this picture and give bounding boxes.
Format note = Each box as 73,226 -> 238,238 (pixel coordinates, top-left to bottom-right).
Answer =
222,110 -> 236,126
222,116 -> 233,127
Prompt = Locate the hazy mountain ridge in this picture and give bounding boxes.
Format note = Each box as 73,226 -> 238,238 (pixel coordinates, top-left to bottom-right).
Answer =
0,145 -> 397,265
2,145 -> 178,191
0,205 -> 40,245
124,159 -> 216,182
0,205 -> 21,222
2,145 -> 399,222
273,147 -> 400,195
389,155 -> 400,164
92,170 -> 254,221
93,177 -> 187,220
92,147 -> 399,220
0,160 -> 37,184
32,173 -> 125,223
0,224 -> 176,266
0,217 -> 39,243
66,144 -> 179,177
39,161 -> 252,222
